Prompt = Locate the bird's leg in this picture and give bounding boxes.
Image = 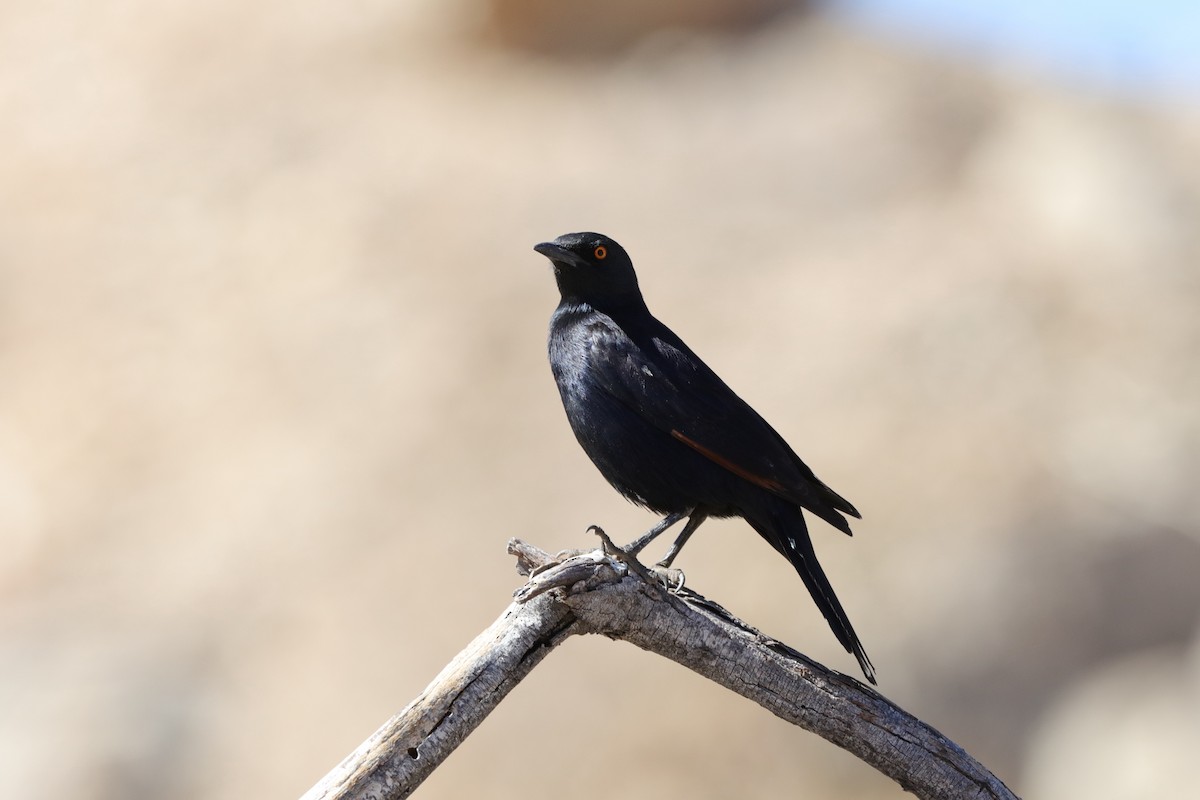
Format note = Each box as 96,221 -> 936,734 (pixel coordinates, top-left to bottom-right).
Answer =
655,510 -> 709,568
621,509 -> 691,556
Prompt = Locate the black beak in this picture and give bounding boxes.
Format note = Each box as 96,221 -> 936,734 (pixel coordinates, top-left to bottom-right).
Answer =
534,241 -> 586,268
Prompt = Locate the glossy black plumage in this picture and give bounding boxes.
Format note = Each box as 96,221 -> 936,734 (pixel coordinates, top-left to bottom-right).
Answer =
535,232 -> 875,684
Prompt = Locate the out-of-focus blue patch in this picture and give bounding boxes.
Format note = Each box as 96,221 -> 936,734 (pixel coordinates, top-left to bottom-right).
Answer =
836,0 -> 1200,100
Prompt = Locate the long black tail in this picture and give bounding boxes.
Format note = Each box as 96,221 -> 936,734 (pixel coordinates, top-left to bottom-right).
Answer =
749,501 -> 876,685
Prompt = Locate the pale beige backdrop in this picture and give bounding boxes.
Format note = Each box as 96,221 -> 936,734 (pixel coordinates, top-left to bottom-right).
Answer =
2,3 -> 1198,799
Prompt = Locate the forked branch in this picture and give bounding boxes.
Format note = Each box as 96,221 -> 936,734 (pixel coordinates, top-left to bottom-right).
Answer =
300,537 -> 1018,800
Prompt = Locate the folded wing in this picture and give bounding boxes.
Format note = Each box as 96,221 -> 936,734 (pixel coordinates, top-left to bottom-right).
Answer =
584,315 -> 860,534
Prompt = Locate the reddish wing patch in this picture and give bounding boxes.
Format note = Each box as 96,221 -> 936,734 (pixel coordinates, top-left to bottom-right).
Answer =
670,429 -> 789,496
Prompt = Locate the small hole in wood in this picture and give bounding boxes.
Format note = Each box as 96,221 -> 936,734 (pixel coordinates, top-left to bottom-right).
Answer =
407,747 -> 419,759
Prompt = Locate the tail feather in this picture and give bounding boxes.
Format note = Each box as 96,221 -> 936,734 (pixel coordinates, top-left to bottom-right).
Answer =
805,478 -> 859,537
809,500 -> 855,537
816,479 -> 861,520
750,503 -> 876,685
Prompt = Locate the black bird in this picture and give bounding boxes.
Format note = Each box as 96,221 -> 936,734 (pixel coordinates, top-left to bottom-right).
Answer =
535,232 -> 875,684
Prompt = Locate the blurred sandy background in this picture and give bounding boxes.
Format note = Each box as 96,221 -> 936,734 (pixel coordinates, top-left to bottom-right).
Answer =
2,1 -> 1199,798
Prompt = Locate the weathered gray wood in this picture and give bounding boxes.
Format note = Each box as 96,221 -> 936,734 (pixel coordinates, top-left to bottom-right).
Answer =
298,587 -> 581,799
301,538 -> 1018,800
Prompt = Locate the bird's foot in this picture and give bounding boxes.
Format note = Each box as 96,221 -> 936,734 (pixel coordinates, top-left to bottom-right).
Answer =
589,526 -> 689,598
649,565 -> 686,592
590,525 -> 653,577
587,525 -> 622,557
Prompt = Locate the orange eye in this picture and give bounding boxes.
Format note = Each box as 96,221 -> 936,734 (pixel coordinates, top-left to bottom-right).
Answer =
594,246 -> 607,260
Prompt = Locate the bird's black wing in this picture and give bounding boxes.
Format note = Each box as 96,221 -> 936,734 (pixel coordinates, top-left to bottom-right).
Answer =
586,314 -> 859,532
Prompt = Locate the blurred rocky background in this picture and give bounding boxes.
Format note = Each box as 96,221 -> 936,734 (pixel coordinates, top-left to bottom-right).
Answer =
1,1 -> 1198,798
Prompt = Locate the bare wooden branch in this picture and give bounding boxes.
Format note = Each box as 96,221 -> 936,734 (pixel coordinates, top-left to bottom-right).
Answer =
301,539 -> 1018,800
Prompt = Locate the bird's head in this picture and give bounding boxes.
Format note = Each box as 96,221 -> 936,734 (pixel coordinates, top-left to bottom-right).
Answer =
534,232 -> 643,309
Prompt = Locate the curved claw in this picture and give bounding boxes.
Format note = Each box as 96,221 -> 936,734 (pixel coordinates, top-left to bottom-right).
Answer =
651,566 -> 686,592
